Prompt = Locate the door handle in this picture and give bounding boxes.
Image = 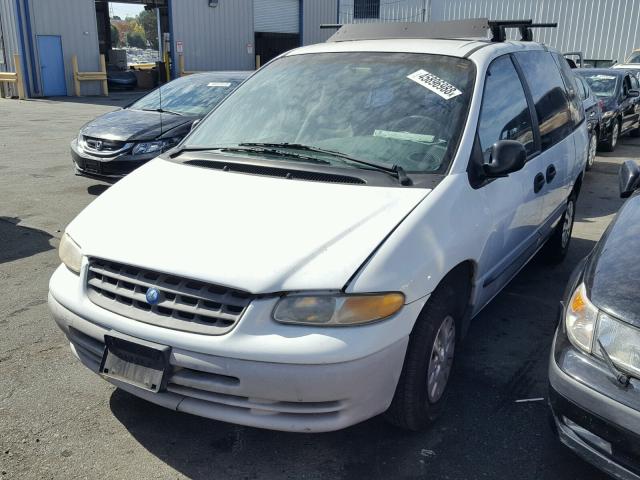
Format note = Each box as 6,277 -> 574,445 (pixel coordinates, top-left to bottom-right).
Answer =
546,164 -> 557,183
534,173 -> 545,193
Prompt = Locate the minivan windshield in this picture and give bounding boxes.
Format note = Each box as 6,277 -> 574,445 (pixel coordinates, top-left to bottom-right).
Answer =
185,52 -> 475,174
578,72 -> 618,98
129,74 -> 245,116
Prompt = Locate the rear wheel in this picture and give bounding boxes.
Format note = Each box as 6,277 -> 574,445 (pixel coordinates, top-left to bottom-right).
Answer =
385,281 -> 459,431
585,131 -> 597,170
601,121 -> 620,152
542,195 -> 576,264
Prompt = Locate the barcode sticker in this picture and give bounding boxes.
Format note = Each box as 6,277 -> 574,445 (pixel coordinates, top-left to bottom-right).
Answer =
208,82 -> 232,88
407,70 -> 462,99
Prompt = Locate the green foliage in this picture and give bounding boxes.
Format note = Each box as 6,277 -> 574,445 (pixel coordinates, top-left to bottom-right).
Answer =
138,10 -> 159,50
126,31 -> 146,49
110,24 -> 120,47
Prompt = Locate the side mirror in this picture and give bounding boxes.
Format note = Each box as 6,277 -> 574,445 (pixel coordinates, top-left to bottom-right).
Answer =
190,119 -> 201,131
483,140 -> 527,178
619,160 -> 640,198
628,89 -> 640,98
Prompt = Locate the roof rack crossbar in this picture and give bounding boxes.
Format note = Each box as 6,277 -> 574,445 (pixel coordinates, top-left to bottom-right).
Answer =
323,18 -> 557,43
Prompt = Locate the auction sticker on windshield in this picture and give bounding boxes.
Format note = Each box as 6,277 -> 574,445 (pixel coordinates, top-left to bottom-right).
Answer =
407,70 -> 462,100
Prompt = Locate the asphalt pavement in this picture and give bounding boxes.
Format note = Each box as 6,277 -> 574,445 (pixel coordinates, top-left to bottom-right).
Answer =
0,95 -> 633,479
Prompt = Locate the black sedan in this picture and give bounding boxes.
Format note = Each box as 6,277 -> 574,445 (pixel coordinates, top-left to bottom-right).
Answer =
549,160 -> 640,479
576,68 -> 640,152
71,71 -> 250,179
575,74 -> 604,170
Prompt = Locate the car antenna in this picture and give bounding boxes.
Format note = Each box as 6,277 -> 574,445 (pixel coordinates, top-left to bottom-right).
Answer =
159,75 -> 163,136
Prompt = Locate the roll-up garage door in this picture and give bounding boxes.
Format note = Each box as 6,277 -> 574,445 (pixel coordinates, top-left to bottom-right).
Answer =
254,0 -> 299,34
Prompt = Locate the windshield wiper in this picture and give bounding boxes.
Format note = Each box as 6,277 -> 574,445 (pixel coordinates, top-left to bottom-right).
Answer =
240,142 -> 412,185
597,339 -> 633,387
168,145 -> 330,165
142,108 -> 183,116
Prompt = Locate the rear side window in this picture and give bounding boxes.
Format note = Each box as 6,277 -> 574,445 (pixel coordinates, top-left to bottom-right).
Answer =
553,53 -> 585,126
515,51 -> 573,151
576,76 -> 588,100
477,55 -> 535,161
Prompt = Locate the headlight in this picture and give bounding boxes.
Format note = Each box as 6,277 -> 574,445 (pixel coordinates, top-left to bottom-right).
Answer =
59,233 -> 82,274
273,293 -> 404,326
565,283 -> 598,353
132,138 -> 180,155
76,132 -> 85,149
595,311 -> 640,379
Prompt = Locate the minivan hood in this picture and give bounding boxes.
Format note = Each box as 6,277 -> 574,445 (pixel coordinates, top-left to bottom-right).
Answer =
66,158 -> 429,294
81,109 -> 195,142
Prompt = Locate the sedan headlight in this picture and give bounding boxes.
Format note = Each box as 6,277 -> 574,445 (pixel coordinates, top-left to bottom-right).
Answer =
132,138 -> 180,155
565,283 -> 598,353
59,232 -> 82,274
76,132 -> 85,149
595,311 -> 640,379
565,283 -> 640,377
273,293 -> 404,326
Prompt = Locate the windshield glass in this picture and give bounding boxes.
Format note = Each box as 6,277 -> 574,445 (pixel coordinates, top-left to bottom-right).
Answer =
129,75 -> 244,116
578,72 -> 618,98
185,52 -> 475,174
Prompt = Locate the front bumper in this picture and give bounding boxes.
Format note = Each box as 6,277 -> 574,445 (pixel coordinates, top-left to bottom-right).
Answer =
71,139 -> 157,179
549,329 -> 640,479
49,264 -> 419,432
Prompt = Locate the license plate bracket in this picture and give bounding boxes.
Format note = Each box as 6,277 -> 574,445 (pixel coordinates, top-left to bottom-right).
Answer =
99,333 -> 170,393
84,159 -> 102,174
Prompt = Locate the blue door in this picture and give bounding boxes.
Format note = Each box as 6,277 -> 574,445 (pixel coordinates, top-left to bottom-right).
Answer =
37,35 -> 66,96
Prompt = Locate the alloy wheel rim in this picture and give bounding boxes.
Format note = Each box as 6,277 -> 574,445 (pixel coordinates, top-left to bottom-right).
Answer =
562,200 -> 574,249
427,315 -> 456,403
612,124 -> 619,148
588,134 -> 597,166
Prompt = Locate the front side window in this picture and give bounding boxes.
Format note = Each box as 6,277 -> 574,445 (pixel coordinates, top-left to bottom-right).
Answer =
354,0 -> 380,19
186,52 -> 475,174
626,52 -> 640,64
515,51 -> 573,151
477,55 -> 534,161
129,75 -> 244,116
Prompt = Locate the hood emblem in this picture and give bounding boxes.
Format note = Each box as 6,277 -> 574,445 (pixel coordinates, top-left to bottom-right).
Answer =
146,287 -> 160,305
95,140 -> 103,150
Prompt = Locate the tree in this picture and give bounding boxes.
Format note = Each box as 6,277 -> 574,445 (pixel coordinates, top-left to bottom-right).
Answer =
138,10 -> 158,50
126,31 -> 146,49
110,24 -> 120,47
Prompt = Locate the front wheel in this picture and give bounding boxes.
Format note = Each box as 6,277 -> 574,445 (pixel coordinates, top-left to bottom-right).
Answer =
585,131 -> 597,170
541,195 -> 576,264
601,121 -> 619,152
385,282 -> 458,431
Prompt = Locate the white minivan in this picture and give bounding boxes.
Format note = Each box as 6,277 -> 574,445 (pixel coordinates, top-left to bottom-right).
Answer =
50,20 -> 588,432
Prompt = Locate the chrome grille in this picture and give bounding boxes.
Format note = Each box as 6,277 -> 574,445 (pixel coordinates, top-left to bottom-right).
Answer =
82,136 -> 132,156
86,259 -> 252,335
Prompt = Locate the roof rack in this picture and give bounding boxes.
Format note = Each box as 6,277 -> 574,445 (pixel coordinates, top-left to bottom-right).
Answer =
322,18 -> 557,43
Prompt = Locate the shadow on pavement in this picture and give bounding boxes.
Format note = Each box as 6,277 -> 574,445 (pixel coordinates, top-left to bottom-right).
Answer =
108,239 -> 605,480
87,184 -> 110,196
0,217 -> 54,264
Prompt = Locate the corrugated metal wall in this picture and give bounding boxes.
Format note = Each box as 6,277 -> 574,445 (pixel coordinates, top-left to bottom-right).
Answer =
171,0 -> 255,71
0,0 -> 20,96
339,0 -> 640,64
254,0 -> 299,34
302,0 -> 337,45
431,0 -> 640,63
28,0 -> 101,96
339,0 -> 428,23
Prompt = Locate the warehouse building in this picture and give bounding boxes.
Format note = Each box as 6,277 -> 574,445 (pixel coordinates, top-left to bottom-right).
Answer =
0,0 -> 338,97
2,0 -> 640,98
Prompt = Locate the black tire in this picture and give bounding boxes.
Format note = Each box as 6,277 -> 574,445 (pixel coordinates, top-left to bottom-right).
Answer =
585,131 -> 597,171
385,281 -> 461,431
601,120 -> 620,152
541,195 -> 576,264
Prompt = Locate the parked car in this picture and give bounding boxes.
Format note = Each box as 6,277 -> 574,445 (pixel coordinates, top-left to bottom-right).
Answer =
106,70 -> 138,90
71,71 -> 250,179
574,74 -> 604,170
549,160 -> 640,479
576,68 -> 640,152
50,21 -> 587,433
612,48 -> 640,74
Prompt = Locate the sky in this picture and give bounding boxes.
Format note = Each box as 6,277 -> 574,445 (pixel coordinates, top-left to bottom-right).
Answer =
109,2 -> 145,19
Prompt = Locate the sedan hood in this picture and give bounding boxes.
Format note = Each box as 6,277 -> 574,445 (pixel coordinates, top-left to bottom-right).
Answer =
585,193 -> 640,327
66,158 -> 429,294
81,109 -> 195,142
